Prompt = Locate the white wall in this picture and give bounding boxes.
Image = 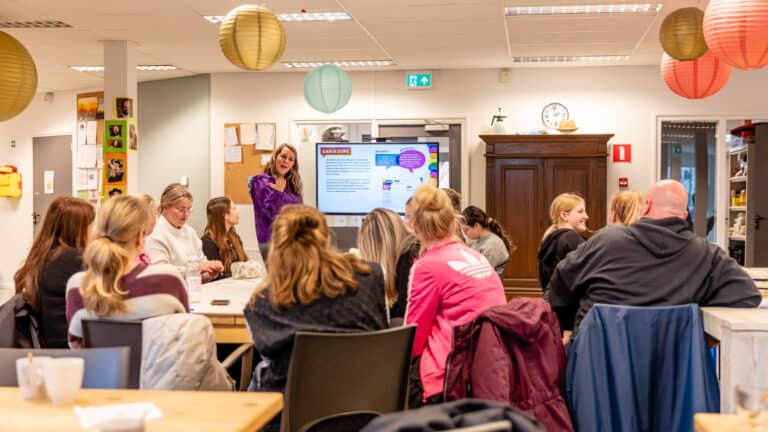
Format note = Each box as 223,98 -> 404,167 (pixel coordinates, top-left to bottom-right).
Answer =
210,65 -> 768,250
0,91 -> 78,292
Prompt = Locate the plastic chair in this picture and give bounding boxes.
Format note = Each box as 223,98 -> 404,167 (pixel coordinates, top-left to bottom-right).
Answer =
0,347 -> 130,389
281,325 -> 416,432
82,318 -> 253,390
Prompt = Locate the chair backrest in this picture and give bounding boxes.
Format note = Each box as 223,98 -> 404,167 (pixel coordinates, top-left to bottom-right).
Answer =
567,303 -> 720,432
81,319 -> 142,389
0,347 -> 130,389
281,325 -> 416,432
450,421 -> 512,432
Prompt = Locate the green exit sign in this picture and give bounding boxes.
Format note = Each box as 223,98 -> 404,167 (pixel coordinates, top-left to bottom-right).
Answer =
673,145 -> 682,154
406,72 -> 432,89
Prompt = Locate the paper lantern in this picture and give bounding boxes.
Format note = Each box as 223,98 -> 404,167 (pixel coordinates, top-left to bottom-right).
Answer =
218,5 -> 285,71
303,65 -> 352,114
661,51 -> 732,99
703,0 -> 768,69
0,31 -> 37,122
660,8 -> 708,61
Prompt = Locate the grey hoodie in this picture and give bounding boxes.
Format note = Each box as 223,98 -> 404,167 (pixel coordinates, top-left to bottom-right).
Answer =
548,217 -> 760,332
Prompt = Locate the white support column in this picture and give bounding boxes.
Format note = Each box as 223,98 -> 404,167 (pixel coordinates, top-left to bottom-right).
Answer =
104,40 -> 138,193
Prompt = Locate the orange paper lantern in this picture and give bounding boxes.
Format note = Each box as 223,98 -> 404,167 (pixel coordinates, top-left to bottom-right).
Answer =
703,0 -> 768,69
661,51 -> 732,99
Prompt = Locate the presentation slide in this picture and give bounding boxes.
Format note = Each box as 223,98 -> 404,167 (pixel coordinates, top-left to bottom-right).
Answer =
316,142 -> 438,214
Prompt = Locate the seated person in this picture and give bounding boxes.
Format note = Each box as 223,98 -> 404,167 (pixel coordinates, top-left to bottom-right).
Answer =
406,185 -> 506,406
244,204 -> 388,392
201,197 -> 248,279
548,179 -> 761,334
14,196 -> 95,348
145,183 -> 223,282
461,205 -> 515,278
608,190 -> 643,226
66,195 -> 189,348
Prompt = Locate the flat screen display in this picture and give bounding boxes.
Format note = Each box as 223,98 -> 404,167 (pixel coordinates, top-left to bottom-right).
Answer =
316,142 -> 439,215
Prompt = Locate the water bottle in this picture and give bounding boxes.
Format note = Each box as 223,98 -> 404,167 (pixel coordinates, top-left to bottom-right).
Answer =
185,256 -> 202,304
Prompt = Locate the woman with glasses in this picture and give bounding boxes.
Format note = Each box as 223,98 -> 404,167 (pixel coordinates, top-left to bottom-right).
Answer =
146,183 -> 223,282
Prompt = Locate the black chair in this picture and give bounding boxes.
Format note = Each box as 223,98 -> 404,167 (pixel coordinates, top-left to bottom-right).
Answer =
82,318 -> 253,390
0,347 -> 130,389
281,325 -> 416,432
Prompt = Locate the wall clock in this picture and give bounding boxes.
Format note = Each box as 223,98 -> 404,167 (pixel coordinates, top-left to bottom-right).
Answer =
541,102 -> 569,129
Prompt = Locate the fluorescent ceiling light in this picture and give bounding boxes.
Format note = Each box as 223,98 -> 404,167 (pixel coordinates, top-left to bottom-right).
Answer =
70,65 -> 177,72
204,12 -> 352,24
512,55 -> 631,63
282,60 -> 395,68
505,3 -> 662,16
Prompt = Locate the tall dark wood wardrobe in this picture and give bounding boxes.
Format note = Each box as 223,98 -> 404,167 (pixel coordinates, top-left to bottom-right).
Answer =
481,134 -> 613,298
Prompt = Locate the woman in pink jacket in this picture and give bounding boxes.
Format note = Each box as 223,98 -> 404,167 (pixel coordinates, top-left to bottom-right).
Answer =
405,184 -> 507,406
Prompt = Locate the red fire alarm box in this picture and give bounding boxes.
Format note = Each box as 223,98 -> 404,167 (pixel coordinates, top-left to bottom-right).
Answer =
619,177 -> 629,188
613,144 -> 632,163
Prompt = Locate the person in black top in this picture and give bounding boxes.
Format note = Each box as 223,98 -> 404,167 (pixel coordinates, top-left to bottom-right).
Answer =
548,180 -> 760,334
538,193 -> 589,333
244,205 -> 388,393
13,196 -> 95,348
358,208 -> 419,319
201,197 -> 248,280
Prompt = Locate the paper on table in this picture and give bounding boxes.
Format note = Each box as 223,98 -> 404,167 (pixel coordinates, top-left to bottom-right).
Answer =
240,123 -> 256,144
225,145 -> 242,163
77,145 -> 100,168
74,402 -> 164,428
255,123 -> 275,151
86,121 -> 97,145
224,126 -> 239,146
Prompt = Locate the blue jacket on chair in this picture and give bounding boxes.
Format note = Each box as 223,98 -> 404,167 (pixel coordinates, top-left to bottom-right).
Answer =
566,304 -> 719,432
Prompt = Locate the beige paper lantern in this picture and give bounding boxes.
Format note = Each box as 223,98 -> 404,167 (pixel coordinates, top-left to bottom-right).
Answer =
660,7 -> 708,61
0,31 -> 37,121
218,5 -> 286,71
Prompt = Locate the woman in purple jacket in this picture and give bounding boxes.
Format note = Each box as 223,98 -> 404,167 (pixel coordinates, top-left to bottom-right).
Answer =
249,143 -> 303,258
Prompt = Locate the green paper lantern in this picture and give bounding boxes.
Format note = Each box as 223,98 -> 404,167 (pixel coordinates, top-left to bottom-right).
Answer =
303,65 -> 352,114
660,7 -> 708,61
0,31 -> 37,121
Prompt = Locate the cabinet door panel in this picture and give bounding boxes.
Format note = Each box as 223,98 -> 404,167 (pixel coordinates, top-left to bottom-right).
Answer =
545,158 -> 607,233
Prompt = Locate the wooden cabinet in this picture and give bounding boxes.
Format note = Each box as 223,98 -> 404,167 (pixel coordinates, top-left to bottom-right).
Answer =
481,134 -> 613,298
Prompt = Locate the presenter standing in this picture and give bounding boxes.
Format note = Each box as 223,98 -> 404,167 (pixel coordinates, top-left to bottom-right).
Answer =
249,143 -> 303,258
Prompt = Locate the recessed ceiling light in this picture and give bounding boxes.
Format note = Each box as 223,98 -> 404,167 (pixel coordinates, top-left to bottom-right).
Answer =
512,55 -> 631,63
282,60 -> 395,68
203,11 -> 352,24
70,65 -> 178,72
505,3 -> 662,16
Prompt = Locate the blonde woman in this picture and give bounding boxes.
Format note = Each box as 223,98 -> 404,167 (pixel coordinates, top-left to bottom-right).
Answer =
66,195 -> 189,348
538,193 -> 588,333
406,184 -> 506,406
358,208 -> 419,319
609,190 -> 643,226
245,204 -> 387,392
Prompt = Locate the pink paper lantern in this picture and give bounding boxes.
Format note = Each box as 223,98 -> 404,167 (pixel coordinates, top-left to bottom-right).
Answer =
703,0 -> 768,69
661,51 -> 732,99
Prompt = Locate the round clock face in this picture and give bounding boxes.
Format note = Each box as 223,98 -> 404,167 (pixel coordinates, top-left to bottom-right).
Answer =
541,102 -> 569,129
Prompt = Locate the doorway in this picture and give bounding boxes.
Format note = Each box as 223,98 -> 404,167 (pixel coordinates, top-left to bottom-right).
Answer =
33,135 -> 73,237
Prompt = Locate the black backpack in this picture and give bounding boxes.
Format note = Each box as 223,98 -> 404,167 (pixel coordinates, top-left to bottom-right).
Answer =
0,293 -> 43,348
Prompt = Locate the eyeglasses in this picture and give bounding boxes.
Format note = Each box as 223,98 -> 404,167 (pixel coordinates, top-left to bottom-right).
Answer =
173,206 -> 192,214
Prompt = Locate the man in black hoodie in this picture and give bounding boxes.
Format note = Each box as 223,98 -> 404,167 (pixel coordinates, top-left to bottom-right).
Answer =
548,180 -> 760,333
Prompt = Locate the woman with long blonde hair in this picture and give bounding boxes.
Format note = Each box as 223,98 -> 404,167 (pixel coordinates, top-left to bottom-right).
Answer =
358,208 -> 419,319
202,196 -> 248,279
245,204 -> 387,392
538,192 -> 588,332
609,190 -> 643,226
14,196 -> 95,348
65,195 -> 188,348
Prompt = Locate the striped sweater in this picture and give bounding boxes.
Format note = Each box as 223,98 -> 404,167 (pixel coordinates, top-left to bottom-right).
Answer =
66,263 -> 189,347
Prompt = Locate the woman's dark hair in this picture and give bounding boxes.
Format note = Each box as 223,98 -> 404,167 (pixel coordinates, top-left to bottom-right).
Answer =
462,205 -> 515,253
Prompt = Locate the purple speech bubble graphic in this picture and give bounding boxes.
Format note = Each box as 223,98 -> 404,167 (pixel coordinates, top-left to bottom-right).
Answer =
398,150 -> 426,173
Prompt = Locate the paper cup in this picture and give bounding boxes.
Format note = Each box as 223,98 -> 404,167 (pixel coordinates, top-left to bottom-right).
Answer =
15,356 -> 50,400
43,357 -> 84,405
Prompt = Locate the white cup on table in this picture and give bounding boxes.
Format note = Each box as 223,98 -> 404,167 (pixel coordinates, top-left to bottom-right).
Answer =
43,357 -> 84,405
16,356 -> 51,400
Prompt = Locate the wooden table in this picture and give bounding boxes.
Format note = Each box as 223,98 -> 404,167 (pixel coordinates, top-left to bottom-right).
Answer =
701,307 -> 768,413
0,387 -> 282,431
694,413 -> 748,432
191,277 -> 261,344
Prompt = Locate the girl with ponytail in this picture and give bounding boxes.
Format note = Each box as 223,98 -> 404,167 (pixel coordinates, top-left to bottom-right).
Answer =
461,205 -> 515,278
65,195 -> 189,348
244,204 -> 387,392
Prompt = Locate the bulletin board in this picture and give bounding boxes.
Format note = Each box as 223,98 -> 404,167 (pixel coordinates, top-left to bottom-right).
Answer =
224,123 -> 277,204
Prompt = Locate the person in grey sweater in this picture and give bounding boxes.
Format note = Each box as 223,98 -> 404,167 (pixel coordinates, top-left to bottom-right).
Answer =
548,180 -> 761,334
461,205 -> 515,278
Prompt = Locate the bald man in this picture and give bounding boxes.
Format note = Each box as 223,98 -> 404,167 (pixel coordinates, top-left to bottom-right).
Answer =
547,179 -> 760,333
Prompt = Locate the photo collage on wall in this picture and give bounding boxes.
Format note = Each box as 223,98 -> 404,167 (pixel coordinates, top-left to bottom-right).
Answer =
102,97 -> 137,199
